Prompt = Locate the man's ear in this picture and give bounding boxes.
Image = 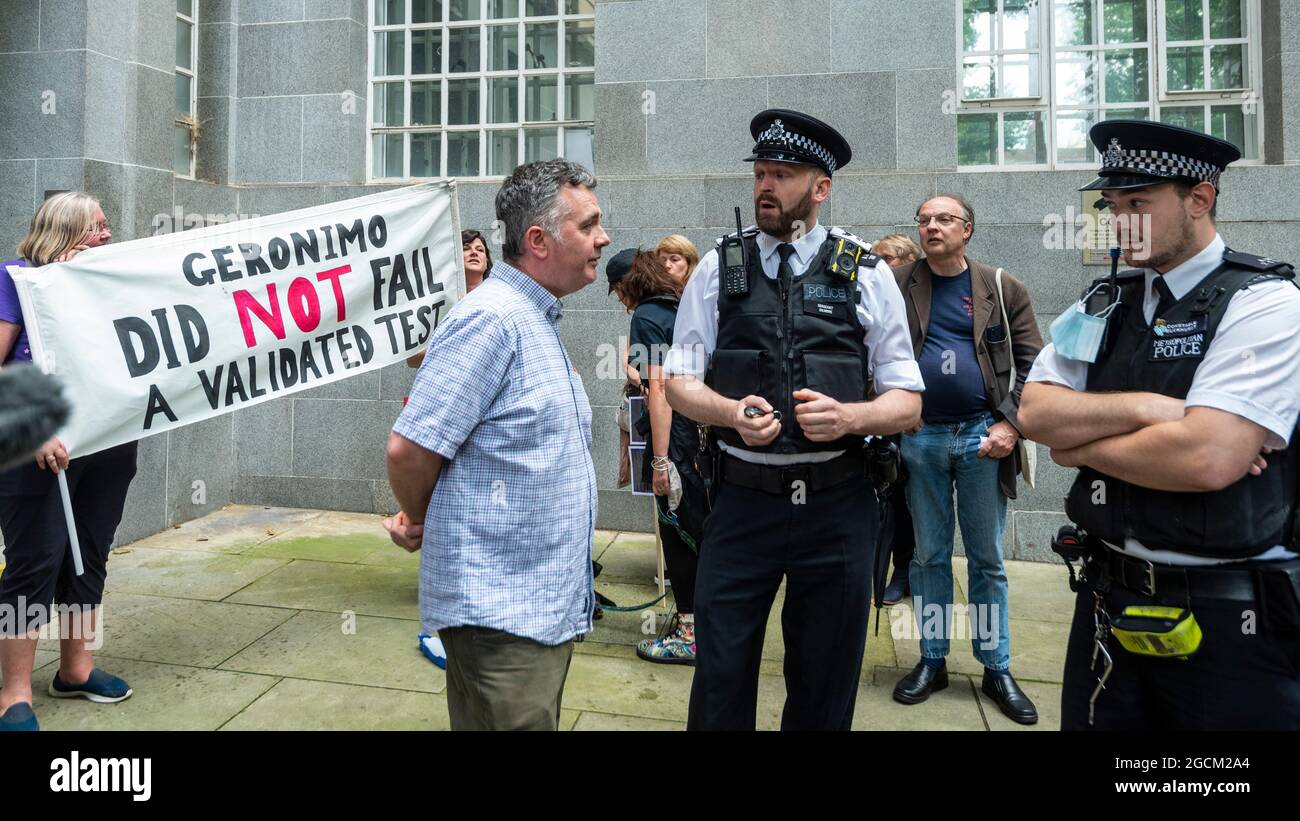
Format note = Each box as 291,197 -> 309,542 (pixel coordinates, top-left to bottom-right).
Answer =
523,225 -> 550,259
1186,181 -> 1217,220
813,172 -> 832,204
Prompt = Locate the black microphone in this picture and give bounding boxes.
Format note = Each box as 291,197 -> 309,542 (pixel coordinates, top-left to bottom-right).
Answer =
0,365 -> 70,469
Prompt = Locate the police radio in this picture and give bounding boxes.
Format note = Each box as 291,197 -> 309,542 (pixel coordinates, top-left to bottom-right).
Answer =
720,207 -> 749,296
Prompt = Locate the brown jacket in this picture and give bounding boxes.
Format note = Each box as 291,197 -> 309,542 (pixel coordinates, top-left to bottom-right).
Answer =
894,256 -> 1044,499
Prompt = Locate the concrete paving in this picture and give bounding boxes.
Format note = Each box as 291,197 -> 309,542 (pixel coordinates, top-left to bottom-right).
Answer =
1,505 -> 1076,730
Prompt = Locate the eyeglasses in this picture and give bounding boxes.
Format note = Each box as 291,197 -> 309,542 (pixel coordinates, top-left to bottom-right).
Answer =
914,213 -> 969,227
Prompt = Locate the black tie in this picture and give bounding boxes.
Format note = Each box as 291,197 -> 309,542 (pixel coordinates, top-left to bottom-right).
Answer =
1152,276 -> 1176,320
777,243 -> 796,296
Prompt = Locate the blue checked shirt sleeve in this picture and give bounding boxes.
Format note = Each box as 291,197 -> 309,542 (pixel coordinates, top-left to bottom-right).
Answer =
393,307 -> 514,460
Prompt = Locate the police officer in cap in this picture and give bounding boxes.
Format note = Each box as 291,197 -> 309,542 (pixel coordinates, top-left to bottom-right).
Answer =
664,109 -> 923,730
1019,120 -> 1300,730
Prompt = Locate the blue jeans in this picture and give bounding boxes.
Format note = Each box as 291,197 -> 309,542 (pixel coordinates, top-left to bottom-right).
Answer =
900,412 -> 1011,671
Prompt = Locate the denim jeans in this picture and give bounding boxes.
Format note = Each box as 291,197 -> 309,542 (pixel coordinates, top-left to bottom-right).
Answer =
900,412 -> 1011,670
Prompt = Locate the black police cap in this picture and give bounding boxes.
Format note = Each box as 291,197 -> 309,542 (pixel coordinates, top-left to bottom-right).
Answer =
1080,119 -> 1242,193
744,109 -> 852,176
605,247 -> 637,293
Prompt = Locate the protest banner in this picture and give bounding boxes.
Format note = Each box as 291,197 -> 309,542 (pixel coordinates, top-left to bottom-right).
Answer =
10,181 -> 464,457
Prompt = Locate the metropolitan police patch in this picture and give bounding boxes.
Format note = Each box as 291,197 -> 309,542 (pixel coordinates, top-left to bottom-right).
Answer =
1149,316 -> 1208,361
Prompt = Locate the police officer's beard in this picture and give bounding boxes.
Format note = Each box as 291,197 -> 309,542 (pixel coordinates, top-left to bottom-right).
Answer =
1145,204 -> 1199,272
755,183 -> 816,239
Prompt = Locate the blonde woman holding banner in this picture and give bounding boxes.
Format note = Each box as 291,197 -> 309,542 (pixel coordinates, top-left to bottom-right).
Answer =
0,192 -> 136,732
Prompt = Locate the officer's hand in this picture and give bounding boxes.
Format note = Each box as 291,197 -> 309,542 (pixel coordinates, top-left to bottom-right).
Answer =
979,419 -> 1019,459
1248,446 -> 1273,476
382,510 -> 424,553
792,389 -> 853,442
734,396 -> 780,447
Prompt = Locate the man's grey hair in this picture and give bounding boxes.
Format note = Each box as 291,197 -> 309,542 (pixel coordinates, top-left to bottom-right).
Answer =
495,159 -> 598,261
923,192 -> 976,241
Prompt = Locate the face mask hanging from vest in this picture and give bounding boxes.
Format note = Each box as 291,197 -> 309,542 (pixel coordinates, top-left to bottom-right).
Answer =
1050,284 -> 1121,363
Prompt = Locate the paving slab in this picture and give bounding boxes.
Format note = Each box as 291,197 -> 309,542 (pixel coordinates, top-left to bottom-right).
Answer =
243,532 -> 392,564
127,505 -> 323,554
849,675 -> 988,731
573,711 -> 686,731
596,532 -> 662,584
28,658 -> 278,730
104,547 -> 291,601
220,610 -> 444,694
224,559 -> 420,620
221,677 -> 449,730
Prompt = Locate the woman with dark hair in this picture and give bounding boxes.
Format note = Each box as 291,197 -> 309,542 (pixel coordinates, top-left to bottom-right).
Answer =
608,249 -> 707,665
407,229 -> 493,369
0,192 -> 135,732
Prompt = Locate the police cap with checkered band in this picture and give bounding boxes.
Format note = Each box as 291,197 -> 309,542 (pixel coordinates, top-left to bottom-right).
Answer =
1079,119 -> 1242,193
744,109 -> 852,176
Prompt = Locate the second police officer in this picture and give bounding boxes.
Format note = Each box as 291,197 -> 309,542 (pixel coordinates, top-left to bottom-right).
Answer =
1019,120 -> 1300,730
665,109 -> 924,731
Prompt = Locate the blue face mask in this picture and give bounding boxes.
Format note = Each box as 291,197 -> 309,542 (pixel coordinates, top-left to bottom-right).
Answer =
1050,286 -> 1120,363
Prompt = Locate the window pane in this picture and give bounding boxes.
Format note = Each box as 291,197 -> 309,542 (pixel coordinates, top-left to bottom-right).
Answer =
448,78 -> 481,124
489,0 -> 519,17
375,31 -> 405,75
1102,0 -> 1147,43
565,19 -> 594,66
525,127 -> 557,162
526,0 -> 559,15
1103,48 -> 1148,103
1056,110 -> 1095,163
174,125 -> 192,176
375,0 -> 405,25
525,74 -> 557,120
488,77 -> 519,122
1164,46 -> 1203,91
488,24 -> 519,70
1104,107 -> 1149,120
373,133 -> 405,178
1164,0 -> 1202,41
1055,52 -> 1096,105
1210,44 -> 1245,89
565,0 -> 596,12
412,0 -> 441,23
1159,105 -> 1205,132
1002,0 -> 1038,49
411,133 -> 440,177
1054,0 -> 1093,47
1210,105 -> 1256,158
525,23 -> 558,68
374,82 -> 406,126
962,58 -> 996,99
962,0 -> 996,52
411,80 -> 440,125
564,126 -> 594,171
447,131 -> 480,175
489,129 -> 519,175
177,0 -> 192,16
1003,111 -> 1046,165
1210,0 -> 1245,39
448,27 -> 481,72
957,113 -> 997,165
1002,54 -> 1039,96
411,29 -> 442,74
175,73 -> 192,115
449,0 -> 480,21
565,73 -> 593,120
176,20 -> 192,69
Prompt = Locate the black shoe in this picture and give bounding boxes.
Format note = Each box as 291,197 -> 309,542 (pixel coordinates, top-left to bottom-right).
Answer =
892,660 -> 948,704
981,669 -> 1039,725
881,573 -> 910,606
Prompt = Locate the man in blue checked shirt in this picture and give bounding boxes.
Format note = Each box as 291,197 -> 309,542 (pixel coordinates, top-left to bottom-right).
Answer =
384,159 -> 610,731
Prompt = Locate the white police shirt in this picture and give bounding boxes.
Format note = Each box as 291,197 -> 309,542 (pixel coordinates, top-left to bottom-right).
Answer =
1027,233 -> 1300,565
664,221 -> 924,466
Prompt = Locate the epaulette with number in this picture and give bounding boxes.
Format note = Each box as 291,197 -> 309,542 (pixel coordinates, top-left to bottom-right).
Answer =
1223,249 -> 1295,275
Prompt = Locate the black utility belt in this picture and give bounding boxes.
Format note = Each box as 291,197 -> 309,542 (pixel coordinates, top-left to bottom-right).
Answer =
720,450 -> 865,495
1088,546 -> 1260,602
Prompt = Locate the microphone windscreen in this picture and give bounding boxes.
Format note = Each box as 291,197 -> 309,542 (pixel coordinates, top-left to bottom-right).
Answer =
0,366 -> 71,469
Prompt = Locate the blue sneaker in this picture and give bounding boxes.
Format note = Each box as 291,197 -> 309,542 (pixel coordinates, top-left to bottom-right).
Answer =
0,702 -> 39,731
418,633 -> 447,669
48,669 -> 133,704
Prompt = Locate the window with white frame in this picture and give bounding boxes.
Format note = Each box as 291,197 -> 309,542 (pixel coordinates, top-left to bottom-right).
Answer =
175,0 -> 198,178
957,0 -> 1261,169
368,0 -> 596,181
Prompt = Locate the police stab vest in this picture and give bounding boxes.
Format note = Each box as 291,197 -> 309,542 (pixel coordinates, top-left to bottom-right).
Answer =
704,228 -> 873,454
1065,250 -> 1300,559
